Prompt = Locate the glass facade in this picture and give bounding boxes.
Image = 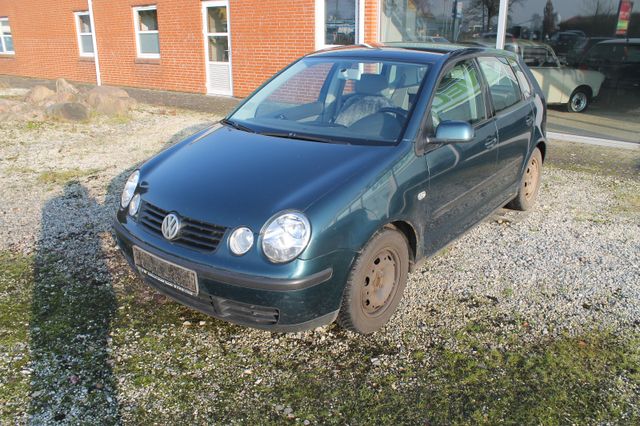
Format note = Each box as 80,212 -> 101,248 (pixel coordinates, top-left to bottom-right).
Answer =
381,0 -> 640,143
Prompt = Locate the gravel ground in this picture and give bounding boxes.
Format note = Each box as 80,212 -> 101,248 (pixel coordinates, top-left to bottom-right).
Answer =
0,87 -> 639,424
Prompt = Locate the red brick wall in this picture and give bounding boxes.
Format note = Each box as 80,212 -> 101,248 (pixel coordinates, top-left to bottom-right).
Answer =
0,0 -> 383,97
229,0 -> 317,98
0,0 -> 97,83
93,0 -> 206,93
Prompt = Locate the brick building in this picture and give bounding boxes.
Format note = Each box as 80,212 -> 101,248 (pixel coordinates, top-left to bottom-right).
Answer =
0,0 -> 380,98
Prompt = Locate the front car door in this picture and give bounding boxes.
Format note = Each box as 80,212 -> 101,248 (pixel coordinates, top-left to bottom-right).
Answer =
477,55 -> 533,198
422,58 -> 500,255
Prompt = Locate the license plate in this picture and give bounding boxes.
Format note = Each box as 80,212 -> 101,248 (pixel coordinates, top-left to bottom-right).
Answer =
133,246 -> 198,296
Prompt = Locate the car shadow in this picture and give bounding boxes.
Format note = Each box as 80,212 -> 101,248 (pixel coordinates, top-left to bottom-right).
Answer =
27,121 -> 214,423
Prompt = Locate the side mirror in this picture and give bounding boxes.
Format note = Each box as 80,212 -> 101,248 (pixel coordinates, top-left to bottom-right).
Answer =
431,120 -> 474,144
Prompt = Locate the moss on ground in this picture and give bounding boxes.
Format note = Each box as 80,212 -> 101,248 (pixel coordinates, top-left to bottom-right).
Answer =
37,168 -> 102,186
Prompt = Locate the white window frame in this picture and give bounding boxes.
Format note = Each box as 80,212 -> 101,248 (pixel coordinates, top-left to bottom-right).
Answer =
0,17 -> 14,55
74,11 -> 94,57
315,0 -> 365,50
133,5 -> 160,59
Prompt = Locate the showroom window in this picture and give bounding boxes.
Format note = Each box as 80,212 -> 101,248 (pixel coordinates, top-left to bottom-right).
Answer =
316,0 -> 364,48
381,0 -> 640,143
74,12 -> 94,57
133,6 -> 160,58
0,17 -> 14,54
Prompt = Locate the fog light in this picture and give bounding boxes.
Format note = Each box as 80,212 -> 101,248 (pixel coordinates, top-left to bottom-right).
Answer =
229,227 -> 254,255
128,194 -> 141,216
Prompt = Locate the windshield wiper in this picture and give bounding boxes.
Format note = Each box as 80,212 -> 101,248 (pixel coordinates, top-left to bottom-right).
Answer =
259,131 -> 337,144
220,118 -> 256,133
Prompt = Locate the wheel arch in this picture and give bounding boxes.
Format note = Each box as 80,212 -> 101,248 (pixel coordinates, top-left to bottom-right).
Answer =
535,140 -> 547,163
384,220 -> 419,269
573,84 -> 593,99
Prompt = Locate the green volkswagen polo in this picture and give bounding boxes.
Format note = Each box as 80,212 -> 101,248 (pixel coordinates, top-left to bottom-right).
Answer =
114,43 -> 547,334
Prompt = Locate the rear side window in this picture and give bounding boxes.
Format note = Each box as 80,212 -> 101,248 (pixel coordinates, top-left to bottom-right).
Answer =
478,56 -> 522,113
431,60 -> 486,128
509,59 -> 532,98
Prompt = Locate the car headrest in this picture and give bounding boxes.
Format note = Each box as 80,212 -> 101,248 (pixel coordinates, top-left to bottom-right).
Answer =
355,74 -> 388,96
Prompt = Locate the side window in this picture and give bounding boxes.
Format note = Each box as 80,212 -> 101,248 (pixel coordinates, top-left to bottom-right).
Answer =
431,60 -> 486,128
478,56 -> 522,113
509,59 -> 532,99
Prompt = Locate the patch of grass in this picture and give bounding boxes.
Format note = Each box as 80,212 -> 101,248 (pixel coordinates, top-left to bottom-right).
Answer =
37,168 -> 101,186
0,252 -> 33,423
107,114 -> 132,125
613,190 -> 640,216
24,121 -> 44,131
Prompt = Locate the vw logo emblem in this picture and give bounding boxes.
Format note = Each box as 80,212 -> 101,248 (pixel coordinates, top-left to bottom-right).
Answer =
161,213 -> 181,240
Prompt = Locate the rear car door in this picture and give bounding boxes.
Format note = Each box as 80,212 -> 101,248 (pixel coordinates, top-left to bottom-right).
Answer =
478,56 -> 533,198
423,58 -> 500,255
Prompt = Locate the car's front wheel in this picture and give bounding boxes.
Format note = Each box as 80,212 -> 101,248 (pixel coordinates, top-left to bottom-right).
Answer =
337,228 -> 409,334
567,88 -> 590,112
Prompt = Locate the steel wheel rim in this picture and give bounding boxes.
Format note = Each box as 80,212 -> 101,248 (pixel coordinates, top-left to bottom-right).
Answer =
523,156 -> 540,201
571,92 -> 587,112
361,248 -> 401,317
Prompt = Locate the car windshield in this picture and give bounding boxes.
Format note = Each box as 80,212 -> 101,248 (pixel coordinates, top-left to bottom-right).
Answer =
228,57 -> 430,145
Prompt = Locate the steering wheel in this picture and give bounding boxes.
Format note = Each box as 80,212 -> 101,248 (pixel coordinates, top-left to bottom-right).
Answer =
378,107 -> 408,121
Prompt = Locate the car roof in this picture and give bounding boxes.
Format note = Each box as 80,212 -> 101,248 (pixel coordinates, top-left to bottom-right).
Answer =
307,43 -> 513,63
598,38 -> 640,45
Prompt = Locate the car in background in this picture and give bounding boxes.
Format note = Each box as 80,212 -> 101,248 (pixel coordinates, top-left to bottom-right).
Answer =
566,36 -> 614,66
114,44 -> 547,334
549,31 -> 586,63
579,38 -> 640,107
526,43 -> 604,112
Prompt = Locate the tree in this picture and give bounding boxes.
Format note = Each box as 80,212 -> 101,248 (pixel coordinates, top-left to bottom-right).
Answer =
469,0 -> 524,32
543,0 -> 557,38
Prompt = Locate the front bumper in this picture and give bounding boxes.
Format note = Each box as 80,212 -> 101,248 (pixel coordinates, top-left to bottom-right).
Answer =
113,219 -> 351,331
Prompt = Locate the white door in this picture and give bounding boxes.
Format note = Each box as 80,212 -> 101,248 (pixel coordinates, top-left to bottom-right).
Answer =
203,1 -> 232,96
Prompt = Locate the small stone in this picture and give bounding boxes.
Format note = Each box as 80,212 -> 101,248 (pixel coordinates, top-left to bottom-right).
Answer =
243,368 -> 252,375
199,321 -> 206,326
69,375 -> 80,384
275,404 -> 284,412
304,420 -> 311,425
371,357 -> 381,366
283,407 -> 293,415
183,321 -> 192,326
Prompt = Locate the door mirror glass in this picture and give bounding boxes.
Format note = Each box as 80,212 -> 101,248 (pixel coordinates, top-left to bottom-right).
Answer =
433,120 -> 474,143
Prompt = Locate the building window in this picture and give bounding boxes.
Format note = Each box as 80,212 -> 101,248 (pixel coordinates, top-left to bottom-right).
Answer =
133,6 -> 160,58
74,12 -> 94,57
0,17 -> 14,54
316,0 -> 364,49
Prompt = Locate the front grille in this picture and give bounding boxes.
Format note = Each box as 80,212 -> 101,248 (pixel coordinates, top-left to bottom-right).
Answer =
139,201 -> 227,252
210,296 -> 280,325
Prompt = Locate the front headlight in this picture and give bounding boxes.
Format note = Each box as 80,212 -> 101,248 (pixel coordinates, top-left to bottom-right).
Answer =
120,170 -> 140,208
261,211 -> 311,263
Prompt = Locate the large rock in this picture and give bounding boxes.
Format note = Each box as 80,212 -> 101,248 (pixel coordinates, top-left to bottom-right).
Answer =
85,85 -> 135,116
56,78 -> 79,95
25,86 -> 55,105
0,99 -> 19,113
87,85 -> 130,100
45,102 -> 90,122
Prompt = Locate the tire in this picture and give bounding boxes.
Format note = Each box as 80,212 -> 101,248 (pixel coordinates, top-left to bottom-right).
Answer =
567,88 -> 590,112
337,228 -> 410,334
507,147 -> 543,211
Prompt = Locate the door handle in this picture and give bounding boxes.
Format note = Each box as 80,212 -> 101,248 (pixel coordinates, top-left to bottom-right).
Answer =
525,114 -> 534,126
484,137 -> 498,149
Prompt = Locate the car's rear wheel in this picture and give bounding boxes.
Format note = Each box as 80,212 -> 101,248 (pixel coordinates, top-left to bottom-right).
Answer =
507,147 -> 543,211
567,88 -> 590,112
337,228 -> 409,334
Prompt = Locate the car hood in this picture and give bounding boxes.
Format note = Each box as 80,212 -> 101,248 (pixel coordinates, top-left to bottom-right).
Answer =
140,125 -> 393,228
